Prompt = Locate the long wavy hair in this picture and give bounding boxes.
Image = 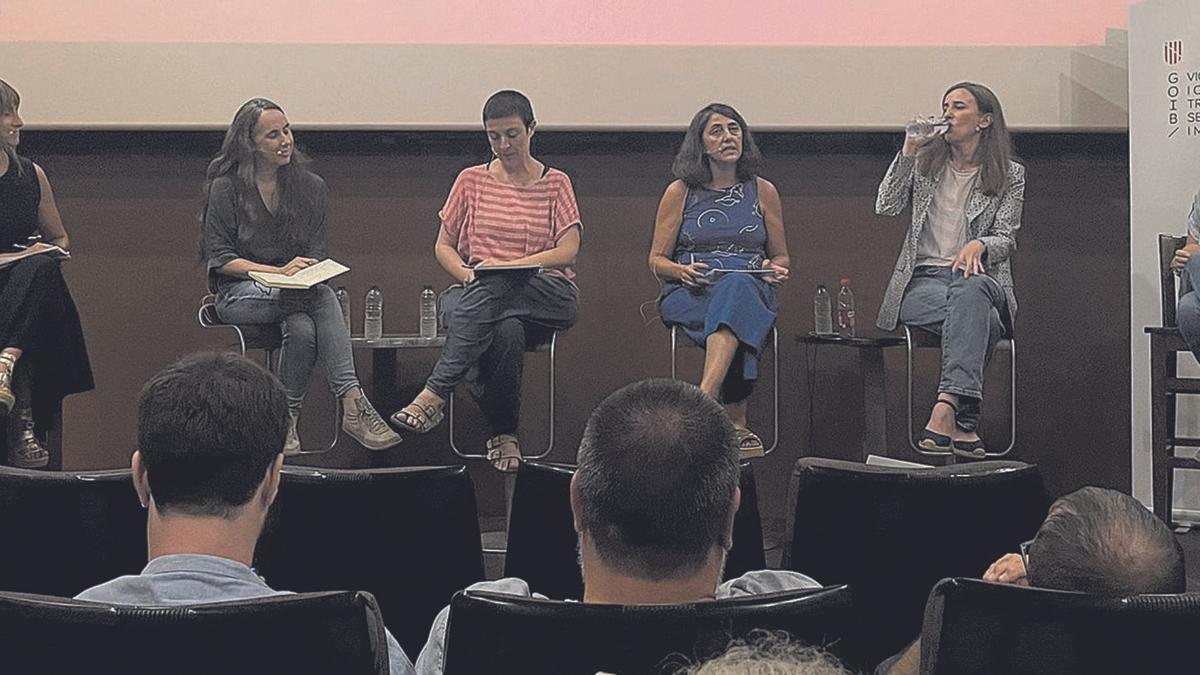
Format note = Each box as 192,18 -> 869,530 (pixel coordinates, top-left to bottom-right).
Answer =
916,82 -> 1014,196
201,98 -> 314,256
671,103 -> 763,189
0,79 -> 24,175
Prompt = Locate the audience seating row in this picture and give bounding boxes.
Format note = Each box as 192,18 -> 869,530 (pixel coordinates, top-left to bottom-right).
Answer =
5,574 -> 1199,674
4,457 -> 1196,673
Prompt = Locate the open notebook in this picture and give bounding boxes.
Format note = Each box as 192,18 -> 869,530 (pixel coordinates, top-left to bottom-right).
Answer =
249,259 -> 349,289
0,242 -> 70,269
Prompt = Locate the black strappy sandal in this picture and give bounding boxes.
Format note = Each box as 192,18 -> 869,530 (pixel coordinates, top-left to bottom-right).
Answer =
917,399 -> 958,454
952,437 -> 988,459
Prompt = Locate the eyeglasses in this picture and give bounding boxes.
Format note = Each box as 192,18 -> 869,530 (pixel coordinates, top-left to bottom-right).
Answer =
1019,539 -> 1034,572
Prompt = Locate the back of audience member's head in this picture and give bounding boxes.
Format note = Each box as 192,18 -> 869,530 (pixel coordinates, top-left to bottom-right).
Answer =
677,630 -> 850,675
137,352 -> 288,519
1029,486 -> 1185,595
574,378 -> 740,580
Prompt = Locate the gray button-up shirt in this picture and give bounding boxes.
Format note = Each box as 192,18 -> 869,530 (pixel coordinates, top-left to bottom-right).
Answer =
76,554 -> 414,675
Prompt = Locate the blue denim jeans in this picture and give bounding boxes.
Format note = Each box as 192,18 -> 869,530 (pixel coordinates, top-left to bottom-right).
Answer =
425,273 -> 577,434
216,280 -> 359,411
1178,255 -> 1200,361
899,266 -> 1008,431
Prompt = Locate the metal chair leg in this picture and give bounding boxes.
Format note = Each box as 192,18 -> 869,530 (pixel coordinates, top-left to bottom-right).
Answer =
449,331 -> 557,460
670,326 -> 779,456
905,325 -> 1016,458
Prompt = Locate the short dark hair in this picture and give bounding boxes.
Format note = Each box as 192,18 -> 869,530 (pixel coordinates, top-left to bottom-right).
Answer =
672,103 -> 763,189
137,352 -> 288,519
575,378 -> 740,579
1029,487 -> 1186,595
482,90 -> 535,128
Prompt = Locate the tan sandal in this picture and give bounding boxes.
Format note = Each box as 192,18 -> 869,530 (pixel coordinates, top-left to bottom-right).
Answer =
486,434 -> 522,473
735,426 -> 765,460
390,400 -> 445,434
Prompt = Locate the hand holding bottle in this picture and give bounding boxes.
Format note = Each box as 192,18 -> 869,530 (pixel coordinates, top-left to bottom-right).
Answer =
902,116 -> 949,156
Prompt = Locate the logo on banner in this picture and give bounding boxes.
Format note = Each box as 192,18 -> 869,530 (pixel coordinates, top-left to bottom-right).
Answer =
1163,38 -> 1200,139
1166,40 -> 1183,65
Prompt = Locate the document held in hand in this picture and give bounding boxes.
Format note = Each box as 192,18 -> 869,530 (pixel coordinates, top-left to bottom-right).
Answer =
0,242 -> 70,269
249,259 -> 350,289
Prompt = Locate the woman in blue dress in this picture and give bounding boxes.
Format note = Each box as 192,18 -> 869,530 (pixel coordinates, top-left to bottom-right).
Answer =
648,103 -> 790,457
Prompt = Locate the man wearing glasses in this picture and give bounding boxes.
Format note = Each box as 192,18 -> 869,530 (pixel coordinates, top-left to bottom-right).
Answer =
881,487 -> 1185,674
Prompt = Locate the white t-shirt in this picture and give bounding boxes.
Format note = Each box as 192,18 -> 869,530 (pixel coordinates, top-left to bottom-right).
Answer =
916,163 -> 979,267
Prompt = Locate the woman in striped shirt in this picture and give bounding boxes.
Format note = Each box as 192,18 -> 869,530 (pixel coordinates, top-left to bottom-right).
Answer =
390,90 -> 581,472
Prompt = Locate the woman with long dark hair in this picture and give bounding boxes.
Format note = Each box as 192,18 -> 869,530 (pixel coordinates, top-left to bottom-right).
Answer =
203,98 -> 399,454
876,82 -> 1025,458
0,78 -> 93,469
389,90 -> 581,472
648,103 -> 790,458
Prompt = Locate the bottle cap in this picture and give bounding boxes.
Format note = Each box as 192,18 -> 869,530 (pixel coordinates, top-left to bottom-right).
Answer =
840,276 -> 851,285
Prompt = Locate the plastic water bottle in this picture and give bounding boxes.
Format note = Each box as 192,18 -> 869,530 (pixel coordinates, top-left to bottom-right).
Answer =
419,286 -> 438,338
335,287 -> 351,332
364,286 -> 383,340
905,117 -> 950,139
837,277 -> 856,338
814,285 -> 834,335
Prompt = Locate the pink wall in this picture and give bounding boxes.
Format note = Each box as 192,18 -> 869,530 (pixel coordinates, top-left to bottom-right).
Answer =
6,0 -> 1128,47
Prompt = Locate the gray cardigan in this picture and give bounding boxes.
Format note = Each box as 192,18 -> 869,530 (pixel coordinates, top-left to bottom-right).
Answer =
873,152 -> 1025,331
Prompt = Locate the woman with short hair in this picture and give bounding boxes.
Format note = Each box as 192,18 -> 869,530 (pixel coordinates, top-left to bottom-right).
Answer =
390,90 -> 582,472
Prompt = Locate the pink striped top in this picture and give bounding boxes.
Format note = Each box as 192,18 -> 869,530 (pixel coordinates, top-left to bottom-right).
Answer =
439,164 -> 582,281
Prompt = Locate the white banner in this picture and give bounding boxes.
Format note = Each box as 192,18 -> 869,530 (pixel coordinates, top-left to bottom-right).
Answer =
1130,0 -> 1200,517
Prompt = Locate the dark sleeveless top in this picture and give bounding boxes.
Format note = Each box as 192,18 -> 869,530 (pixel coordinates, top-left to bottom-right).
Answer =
0,156 -> 41,251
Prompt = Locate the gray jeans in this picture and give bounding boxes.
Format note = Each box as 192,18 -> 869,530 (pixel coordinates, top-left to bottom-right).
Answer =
216,280 -> 359,411
425,273 -> 577,429
899,266 -> 1008,430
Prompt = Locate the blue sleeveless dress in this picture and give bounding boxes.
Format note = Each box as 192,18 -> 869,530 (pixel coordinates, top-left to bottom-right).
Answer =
659,180 -> 778,399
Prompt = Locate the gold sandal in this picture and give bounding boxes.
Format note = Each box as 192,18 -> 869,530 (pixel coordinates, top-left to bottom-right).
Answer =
0,352 -> 15,415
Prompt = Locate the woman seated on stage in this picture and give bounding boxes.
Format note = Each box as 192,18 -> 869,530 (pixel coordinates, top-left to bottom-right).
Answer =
875,81 -> 1024,458
0,79 -> 94,469
648,103 -> 790,458
1173,187 -> 1200,358
203,98 -> 400,455
390,90 -> 581,472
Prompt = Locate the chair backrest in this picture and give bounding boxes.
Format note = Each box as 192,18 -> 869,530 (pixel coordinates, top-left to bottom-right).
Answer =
254,465 -> 484,657
1159,233 -> 1187,327
921,577 -> 1200,674
442,584 -> 854,675
784,458 -> 1047,667
503,460 -> 766,602
0,589 -> 389,674
0,466 -> 146,596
